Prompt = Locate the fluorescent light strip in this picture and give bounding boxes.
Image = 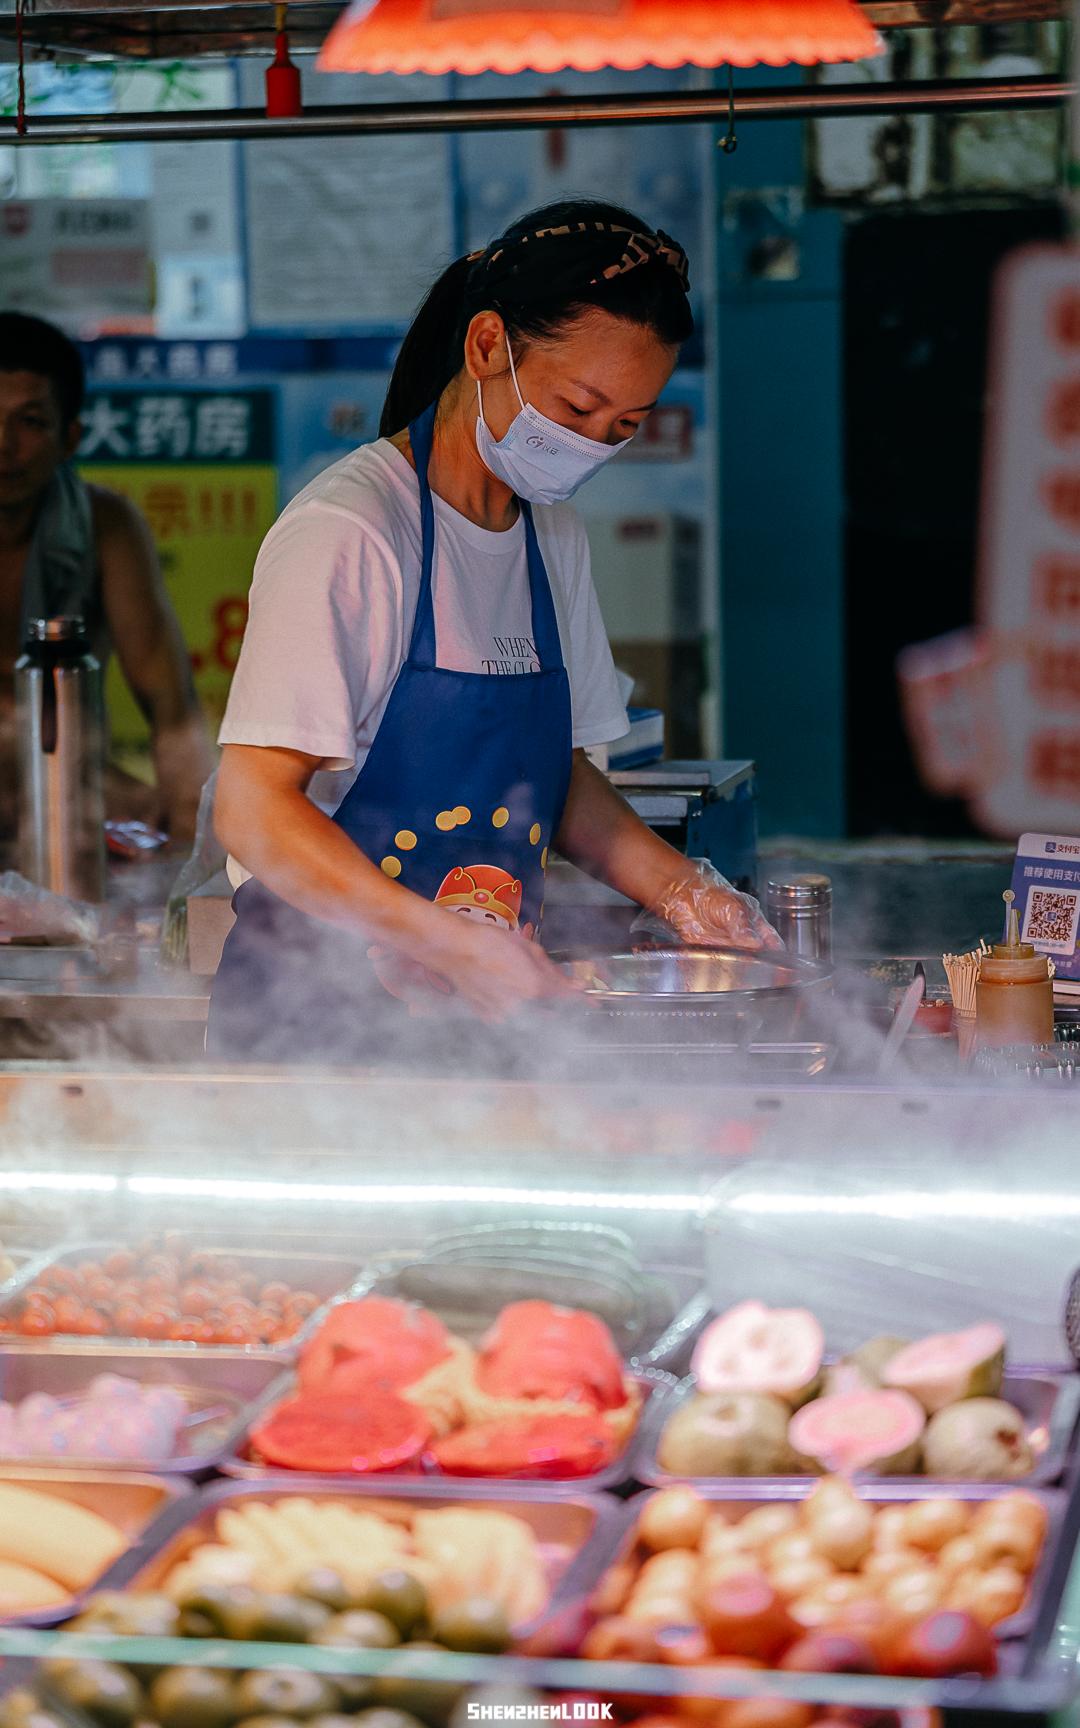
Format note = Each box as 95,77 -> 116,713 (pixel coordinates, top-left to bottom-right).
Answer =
127,1175 -> 704,1213
729,1189 -> 1080,1221
0,1171 -> 117,1193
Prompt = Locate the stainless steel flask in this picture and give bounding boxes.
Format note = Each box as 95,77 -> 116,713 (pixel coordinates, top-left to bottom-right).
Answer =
16,617 -> 106,903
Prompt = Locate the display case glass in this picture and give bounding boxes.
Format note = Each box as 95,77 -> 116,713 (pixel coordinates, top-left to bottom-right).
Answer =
0,1065 -> 1076,1726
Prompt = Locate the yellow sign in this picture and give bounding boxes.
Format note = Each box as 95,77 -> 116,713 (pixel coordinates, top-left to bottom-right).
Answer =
80,462 -> 278,751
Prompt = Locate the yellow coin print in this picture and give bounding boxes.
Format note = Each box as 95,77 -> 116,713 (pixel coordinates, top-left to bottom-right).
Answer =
453,806 -> 472,826
395,830 -> 418,851
435,810 -> 456,832
381,856 -> 402,878
541,847 -> 549,869
529,823 -> 542,845
492,807 -> 510,829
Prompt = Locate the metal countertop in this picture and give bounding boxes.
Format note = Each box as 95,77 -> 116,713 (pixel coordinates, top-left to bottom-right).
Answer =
0,947 -> 210,1022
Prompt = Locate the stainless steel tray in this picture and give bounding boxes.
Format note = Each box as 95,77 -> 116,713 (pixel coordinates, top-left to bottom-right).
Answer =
220,1227 -> 688,1487
549,1042 -> 838,1082
0,1346 -> 292,1474
0,1466 -> 188,1626
108,1475 -> 620,1638
635,1369 -> 1080,1490
557,946 -> 832,1007
224,1368 -> 671,1494
567,1480 -> 1068,1646
0,1241 -> 365,1356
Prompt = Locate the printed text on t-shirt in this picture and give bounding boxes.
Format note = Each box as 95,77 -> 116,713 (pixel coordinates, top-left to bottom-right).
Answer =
483,636 -> 540,675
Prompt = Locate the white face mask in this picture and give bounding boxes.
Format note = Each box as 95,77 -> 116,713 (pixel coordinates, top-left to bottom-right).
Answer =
474,341 -> 630,505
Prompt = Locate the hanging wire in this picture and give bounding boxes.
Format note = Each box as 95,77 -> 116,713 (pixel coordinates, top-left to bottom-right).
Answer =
14,0 -> 27,137
720,64 -> 737,153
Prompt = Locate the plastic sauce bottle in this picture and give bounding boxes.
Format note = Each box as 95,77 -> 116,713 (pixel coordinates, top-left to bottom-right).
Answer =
975,896 -> 1054,1050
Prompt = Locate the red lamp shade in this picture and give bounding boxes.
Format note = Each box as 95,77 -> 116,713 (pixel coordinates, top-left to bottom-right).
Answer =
318,0 -> 880,76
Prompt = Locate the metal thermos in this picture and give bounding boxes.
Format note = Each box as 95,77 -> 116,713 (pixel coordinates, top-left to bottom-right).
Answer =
16,617 -> 106,903
765,872 -> 833,962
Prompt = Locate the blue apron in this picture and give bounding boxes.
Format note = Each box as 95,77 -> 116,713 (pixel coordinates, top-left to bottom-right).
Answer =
206,403 -> 574,1066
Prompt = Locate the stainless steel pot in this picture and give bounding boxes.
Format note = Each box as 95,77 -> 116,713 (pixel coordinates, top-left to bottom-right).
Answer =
553,946 -> 833,1044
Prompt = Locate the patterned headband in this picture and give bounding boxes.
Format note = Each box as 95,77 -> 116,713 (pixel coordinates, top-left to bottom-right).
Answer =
466,219 -> 691,301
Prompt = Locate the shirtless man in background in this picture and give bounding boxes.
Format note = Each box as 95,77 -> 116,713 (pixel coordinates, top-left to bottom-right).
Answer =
0,312 -> 213,851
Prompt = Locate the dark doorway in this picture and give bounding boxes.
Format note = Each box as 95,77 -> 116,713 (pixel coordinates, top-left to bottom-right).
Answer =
844,202 -> 1064,837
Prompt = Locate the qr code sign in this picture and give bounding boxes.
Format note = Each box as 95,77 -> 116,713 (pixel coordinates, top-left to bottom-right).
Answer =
1023,885 -> 1080,954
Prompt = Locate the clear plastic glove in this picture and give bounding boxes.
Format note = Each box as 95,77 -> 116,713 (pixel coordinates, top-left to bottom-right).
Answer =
371,919 -> 581,1024
367,943 -> 454,1015
160,771 -> 226,965
633,860 -> 784,952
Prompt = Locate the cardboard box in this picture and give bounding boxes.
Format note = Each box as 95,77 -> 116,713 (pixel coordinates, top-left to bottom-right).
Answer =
187,870 -> 236,976
610,640 -> 705,759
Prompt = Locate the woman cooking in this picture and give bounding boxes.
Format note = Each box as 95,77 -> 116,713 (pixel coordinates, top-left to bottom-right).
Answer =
208,198 -> 778,1065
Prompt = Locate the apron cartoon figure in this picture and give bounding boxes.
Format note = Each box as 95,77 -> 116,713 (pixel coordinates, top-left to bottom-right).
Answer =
434,866 -> 532,936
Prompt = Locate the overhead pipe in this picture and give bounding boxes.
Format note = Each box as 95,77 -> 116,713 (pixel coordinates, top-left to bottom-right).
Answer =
0,72 -> 1069,144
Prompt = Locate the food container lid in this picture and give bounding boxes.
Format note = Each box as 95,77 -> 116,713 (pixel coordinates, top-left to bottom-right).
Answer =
979,951 -> 1051,982
765,872 -> 832,907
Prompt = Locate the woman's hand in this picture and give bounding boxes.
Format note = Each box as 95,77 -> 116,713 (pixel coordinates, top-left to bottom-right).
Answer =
411,915 -> 581,1022
654,877 -> 784,951
367,945 -> 454,1012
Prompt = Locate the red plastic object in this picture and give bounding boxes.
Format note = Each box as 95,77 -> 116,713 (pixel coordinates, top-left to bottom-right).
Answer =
266,29 -> 303,117
319,0 -> 880,77
912,998 -> 955,1035
104,820 -> 168,859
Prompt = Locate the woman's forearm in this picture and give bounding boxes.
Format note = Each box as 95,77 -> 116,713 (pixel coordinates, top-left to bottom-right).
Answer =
216,759 -> 449,965
554,750 -> 696,911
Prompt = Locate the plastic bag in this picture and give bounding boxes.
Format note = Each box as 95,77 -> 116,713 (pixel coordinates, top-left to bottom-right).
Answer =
160,771 -> 226,965
631,859 -> 783,952
0,871 -> 100,946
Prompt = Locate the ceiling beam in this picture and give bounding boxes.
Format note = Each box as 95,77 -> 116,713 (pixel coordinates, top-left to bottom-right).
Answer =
0,73 -> 1067,144
862,1 -> 1064,22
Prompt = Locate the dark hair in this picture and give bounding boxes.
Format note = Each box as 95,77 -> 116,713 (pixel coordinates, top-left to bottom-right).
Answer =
0,311 -> 85,425
380,199 -> 694,437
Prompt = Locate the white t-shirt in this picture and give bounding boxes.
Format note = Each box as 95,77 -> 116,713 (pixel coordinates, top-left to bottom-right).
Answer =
220,439 -> 627,883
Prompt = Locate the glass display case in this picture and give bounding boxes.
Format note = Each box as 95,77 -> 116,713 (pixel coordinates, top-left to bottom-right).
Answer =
0,1063 -> 1077,1728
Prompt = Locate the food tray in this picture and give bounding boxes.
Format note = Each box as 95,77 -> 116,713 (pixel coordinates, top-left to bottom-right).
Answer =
223,1369 -> 671,1494
106,1475 -> 621,1639
567,1481 -> 1068,1647
634,1370 -> 1080,1490
0,1346 -> 293,1475
0,1466 -> 189,1626
0,1242 -> 366,1356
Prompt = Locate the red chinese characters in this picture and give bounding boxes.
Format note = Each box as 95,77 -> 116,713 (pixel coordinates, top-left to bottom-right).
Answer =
1030,730 -> 1080,798
1036,555 -> 1080,619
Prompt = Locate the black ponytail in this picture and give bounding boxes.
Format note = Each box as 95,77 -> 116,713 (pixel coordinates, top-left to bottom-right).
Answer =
380,197 -> 694,439
379,253 -> 474,437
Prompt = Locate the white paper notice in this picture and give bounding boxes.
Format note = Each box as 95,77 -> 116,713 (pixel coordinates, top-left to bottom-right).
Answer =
0,199 -> 152,323
242,70 -> 453,330
974,244 -> 1080,835
152,141 -> 239,257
